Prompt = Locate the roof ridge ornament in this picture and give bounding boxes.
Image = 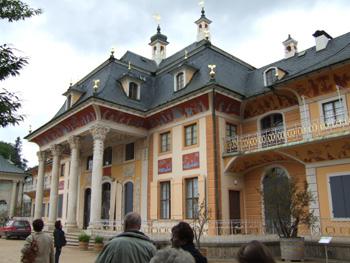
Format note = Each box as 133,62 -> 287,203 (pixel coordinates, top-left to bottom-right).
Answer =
93,79 -> 100,94
208,64 -> 216,80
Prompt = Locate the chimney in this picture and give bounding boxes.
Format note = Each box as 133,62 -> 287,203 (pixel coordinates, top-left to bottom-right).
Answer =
282,34 -> 298,59
313,30 -> 332,51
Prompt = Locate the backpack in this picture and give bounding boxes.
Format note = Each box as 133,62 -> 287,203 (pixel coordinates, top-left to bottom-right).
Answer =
21,235 -> 39,263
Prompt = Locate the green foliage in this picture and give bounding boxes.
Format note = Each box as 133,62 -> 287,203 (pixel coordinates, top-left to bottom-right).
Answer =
0,141 -> 15,160
0,0 -> 42,22
78,233 -> 90,243
94,236 -> 104,244
262,175 -> 316,238
0,0 -> 41,127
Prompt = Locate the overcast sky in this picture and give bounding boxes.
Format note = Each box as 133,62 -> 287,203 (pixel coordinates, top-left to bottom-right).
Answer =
1,0 -> 350,167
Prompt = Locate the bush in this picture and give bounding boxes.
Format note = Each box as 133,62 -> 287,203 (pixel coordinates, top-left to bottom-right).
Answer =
94,236 -> 104,244
78,233 -> 90,243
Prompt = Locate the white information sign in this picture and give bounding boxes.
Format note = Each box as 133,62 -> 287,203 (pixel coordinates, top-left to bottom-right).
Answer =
319,237 -> 332,244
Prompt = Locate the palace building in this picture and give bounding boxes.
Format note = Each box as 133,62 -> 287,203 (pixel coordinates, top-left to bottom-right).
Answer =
25,8 -> 350,235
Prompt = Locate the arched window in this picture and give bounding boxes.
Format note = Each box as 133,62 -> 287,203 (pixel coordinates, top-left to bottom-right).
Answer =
260,113 -> 285,147
124,182 -> 133,215
128,82 -> 139,100
263,167 -> 290,234
175,72 -> 185,91
264,67 -> 277,86
101,183 -> 111,220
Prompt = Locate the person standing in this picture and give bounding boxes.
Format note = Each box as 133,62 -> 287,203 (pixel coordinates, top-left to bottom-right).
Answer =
237,240 -> 276,263
95,212 -> 156,263
53,220 -> 66,263
171,222 -> 208,263
21,218 -> 54,263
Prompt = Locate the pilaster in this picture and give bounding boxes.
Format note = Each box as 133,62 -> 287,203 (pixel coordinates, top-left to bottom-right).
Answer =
34,151 -> 46,219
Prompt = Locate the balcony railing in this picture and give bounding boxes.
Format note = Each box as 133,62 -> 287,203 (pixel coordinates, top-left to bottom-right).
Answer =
225,112 -> 350,154
89,218 -> 349,240
24,180 -> 51,193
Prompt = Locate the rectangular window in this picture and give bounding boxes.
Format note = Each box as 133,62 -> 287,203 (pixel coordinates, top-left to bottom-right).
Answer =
226,123 -> 237,138
160,132 -> 171,153
103,147 -> 112,166
184,124 -> 198,147
160,181 -> 171,219
185,177 -> 199,219
41,203 -> 46,218
125,143 -> 135,161
60,164 -> 65,177
322,99 -> 345,125
329,174 -> 350,218
57,194 -> 63,218
86,156 -> 93,170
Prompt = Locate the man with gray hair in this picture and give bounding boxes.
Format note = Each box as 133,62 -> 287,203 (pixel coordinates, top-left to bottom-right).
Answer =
95,212 -> 156,263
150,247 -> 195,263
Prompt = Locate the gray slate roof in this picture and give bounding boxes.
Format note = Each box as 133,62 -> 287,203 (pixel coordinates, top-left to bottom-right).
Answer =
52,31 -> 350,118
0,155 -> 26,174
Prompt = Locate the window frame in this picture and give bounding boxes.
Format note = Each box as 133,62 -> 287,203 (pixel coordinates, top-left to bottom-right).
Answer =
226,122 -> 237,138
327,172 -> 350,220
86,155 -> 93,171
128,81 -> 139,100
60,163 -> 65,177
159,181 -> 171,219
185,177 -> 199,219
263,67 -> 278,87
103,147 -> 113,166
125,143 -> 135,161
322,99 -> 346,126
159,131 -> 172,153
174,71 -> 186,92
183,122 -> 198,148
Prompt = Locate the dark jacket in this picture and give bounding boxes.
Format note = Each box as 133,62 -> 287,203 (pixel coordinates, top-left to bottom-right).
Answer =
53,228 -> 66,248
95,230 -> 156,263
181,243 -> 208,263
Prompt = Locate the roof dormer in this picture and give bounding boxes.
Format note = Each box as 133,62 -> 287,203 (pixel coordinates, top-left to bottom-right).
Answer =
171,63 -> 198,92
263,67 -> 287,87
118,73 -> 145,101
62,84 -> 83,110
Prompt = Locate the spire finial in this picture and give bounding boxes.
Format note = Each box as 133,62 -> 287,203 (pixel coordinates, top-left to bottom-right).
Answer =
199,0 -> 205,16
157,25 -> 161,34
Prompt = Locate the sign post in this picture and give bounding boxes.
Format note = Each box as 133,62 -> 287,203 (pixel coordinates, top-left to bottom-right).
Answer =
318,237 -> 332,263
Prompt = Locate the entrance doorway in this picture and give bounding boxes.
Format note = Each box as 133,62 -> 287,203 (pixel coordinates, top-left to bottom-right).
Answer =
229,190 -> 241,234
101,183 -> 111,220
83,188 -> 91,229
124,182 -> 133,216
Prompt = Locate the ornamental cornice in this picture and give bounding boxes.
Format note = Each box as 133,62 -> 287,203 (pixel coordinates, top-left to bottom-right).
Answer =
50,144 -> 63,157
68,136 -> 81,150
37,151 -> 46,162
90,125 -> 110,141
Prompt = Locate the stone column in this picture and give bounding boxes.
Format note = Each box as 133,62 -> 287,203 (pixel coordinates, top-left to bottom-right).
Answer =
9,180 -> 18,218
140,147 -> 148,221
66,136 -> 80,228
48,145 -> 62,227
306,166 -> 321,234
17,180 -> 24,210
89,125 -> 109,228
34,151 -> 46,219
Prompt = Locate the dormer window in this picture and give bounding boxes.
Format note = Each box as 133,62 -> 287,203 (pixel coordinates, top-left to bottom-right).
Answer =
128,82 -> 139,100
175,72 -> 185,91
264,67 -> 277,86
66,94 -> 72,110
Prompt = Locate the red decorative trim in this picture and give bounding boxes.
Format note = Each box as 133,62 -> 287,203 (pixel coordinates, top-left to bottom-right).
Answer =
158,158 -> 172,174
183,152 -> 200,170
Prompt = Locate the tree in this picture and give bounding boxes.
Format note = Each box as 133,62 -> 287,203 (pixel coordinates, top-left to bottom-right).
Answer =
0,0 -> 41,127
13,136 -> 27,170
192,199 -> 210,249
0,137 -> 27,170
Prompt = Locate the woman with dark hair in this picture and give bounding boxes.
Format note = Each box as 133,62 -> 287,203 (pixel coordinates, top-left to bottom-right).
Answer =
171,222 -> 207,263
237,240 -> 276,263
53,220 -> 66,263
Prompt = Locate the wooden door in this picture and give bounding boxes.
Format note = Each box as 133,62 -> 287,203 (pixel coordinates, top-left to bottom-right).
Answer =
229,190 -> 241,234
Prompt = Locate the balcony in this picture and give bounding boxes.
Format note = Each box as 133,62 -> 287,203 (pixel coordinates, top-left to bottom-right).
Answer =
24,180 -> 51,193
224,112 -> 350,155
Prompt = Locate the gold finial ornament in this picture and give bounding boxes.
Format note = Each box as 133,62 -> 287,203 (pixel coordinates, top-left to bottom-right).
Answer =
185,50 -> 188,59
152,13 -> 161,25
208,64 -> 216,79
29,125 -> 32,134
128,61 -> 132,70
93,79 -> 100,93
110,47 -> 116,57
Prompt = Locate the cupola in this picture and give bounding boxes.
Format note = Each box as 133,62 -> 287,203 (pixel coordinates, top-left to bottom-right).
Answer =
149,25 -> 169,65
194,7 -> 212,42
282,34 -> 298,59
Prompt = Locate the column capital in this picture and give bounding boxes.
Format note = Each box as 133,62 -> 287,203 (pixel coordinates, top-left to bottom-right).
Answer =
90,125 -> 110,141
50,144 -> 63,157
37,151 -> 46,162
68,136 -> 80,150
